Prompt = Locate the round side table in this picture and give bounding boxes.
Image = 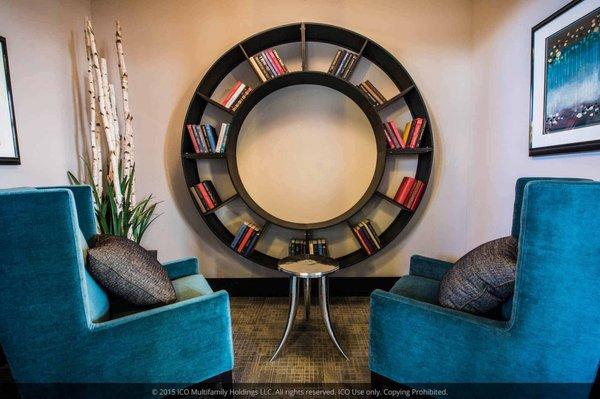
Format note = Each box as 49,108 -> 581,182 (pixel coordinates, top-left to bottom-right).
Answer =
270,255 -> 348,361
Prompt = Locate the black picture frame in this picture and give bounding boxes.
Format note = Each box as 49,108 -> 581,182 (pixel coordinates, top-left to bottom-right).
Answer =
529,0 -> 600,156
0,36 -> 20,165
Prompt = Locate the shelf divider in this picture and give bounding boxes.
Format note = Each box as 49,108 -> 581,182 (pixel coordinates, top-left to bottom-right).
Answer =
374,85 -> 415,111
300,23 -> 307,71
196,92 -> 234,115
374,191 -> 412,212
205,194 -> 240,215
183,152 -> 226,160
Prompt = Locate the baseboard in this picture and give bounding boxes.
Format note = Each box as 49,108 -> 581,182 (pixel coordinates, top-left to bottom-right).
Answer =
206,277 -> 398,297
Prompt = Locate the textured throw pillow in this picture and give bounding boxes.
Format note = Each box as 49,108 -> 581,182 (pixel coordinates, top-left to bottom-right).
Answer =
87,235 -> 176,306
439,236 -> 517,315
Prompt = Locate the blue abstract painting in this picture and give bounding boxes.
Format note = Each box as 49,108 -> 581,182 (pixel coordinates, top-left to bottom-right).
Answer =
544,7 -> 600,134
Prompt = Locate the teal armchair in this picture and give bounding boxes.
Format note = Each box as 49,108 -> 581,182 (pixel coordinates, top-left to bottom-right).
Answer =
0,186 -> 233,396
369,178 -> 599,397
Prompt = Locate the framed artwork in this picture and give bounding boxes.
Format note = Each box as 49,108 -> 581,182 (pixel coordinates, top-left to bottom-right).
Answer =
0,36 -> 19,164
530,0 -> 600,156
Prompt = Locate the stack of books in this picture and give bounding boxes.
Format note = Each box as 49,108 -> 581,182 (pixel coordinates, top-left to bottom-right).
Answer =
394,177 -> 426,211
189,181 -> 222,212
383,118 -> 427,150
231,222 -> 262,255
289,239 -> 328,256
221,82 -> 252,111
358,80 -> 386,105
351,220 -> 381,255
248,48 -> 288,83
328,49 -> 358,79
186,123 -> 229,154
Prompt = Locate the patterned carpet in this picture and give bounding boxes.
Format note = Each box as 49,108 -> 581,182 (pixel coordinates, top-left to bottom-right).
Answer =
230,297 -> 371,384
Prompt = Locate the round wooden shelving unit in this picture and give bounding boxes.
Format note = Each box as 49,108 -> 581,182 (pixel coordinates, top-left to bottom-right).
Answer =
181,22 -> 433,271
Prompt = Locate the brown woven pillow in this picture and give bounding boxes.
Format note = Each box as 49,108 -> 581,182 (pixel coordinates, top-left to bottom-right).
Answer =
87,235 -> 176,306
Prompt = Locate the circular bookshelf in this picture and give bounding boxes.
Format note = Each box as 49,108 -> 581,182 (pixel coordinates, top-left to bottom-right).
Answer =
181,22 -> 434,270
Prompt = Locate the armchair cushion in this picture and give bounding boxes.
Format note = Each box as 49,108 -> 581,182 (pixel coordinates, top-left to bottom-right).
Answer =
390,275 -> 440,305
87,235 -> 176,306
439,236 -> 517,315
172,274 -> 214,301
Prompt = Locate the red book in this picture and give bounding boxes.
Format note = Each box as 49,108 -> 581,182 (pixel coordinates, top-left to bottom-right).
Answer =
407,181 -> 426,211
394,177 -> 416,205
387,121 -> 406,149
186,125 -> 200,154
220,81 -> 242,106
409,118 -> 425,148
382,124 -> 395,149
266,50 -> 284,75
237,225 -> 256,253
357,226 -> 376,254
196,183 -> 215,209
353,226 -> 372,255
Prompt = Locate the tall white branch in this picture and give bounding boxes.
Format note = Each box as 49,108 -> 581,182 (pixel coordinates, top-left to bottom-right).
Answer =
116,20 -> 135,204
87,19 -> 122,210
109,84 -> 120,162
84,24 -> 102,197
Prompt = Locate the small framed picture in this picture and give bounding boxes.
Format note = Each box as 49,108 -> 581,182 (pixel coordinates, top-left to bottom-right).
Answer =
530,0 -> 600,156
0,36 -> 19,164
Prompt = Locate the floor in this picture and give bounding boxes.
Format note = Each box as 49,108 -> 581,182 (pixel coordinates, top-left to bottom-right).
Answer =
230,296 -> 371,383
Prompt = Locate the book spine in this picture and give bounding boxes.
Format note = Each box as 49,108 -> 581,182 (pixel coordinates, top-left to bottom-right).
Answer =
204,124 -> 217,152
272,49 -> 288,73
364,221 -> 381,248
356,225 -> 375,255
221,81 -> 242,106
244,227 -> 261,255
364,80 -> 387,103
201,182 -> 219,207
189,186 -> 206,213
231,223 -> 248,249
394,177 -> 416,205
219,125 -> 229,153
402,121 -> 412,145
359,84 -> 378,105
385,123 -> 400,149
193,185 -> 210,211
352,226 -> 370,255
216,123 -> 227,152
341,54 -> 358,80
266,50 -> 284,75
415,118 -> 427,148
203,180 -> 222,204
335,51 -> 351,77
407,181 -> 425,211
257,54 -> 274,79
231,86 -> 252,112
225,83 -> 246,108
382,124 -> 396,149
262,51 -> 279,77
186,125 -> 201,153
409,118 -> 424,148
199,125 -> 211,153
387,121 -> 405,149
237,224 -> 256,253
249,56 -> 267,83
322,240 -> 328,256
196,183 -> 215,209
362,81 -> 383,105
328,50 -> 343,74
193,125 -> 208,153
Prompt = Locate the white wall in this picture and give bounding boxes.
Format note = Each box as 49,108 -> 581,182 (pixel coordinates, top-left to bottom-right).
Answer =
0,0 -> 91,186
2,0 -> 597,278
467,0 -> 600,248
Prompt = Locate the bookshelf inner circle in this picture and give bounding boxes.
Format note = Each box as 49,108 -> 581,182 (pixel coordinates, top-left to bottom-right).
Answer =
236,84 -> 377,225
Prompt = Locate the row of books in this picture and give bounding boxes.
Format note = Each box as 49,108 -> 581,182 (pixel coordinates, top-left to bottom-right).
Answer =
383,118 -> 427,149
221,81 -> 252,111
352,219 -> 381,256
231,222 -> 263,255
394,177 -> 426,211
328,49 -> 359,79
249,48 -> 288,83
189,181 -> 222,212
288,239 -> 329,256
186,123 -> 229,154
358,80 -> 387,106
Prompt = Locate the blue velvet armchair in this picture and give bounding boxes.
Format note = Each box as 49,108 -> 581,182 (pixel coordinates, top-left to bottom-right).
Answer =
0,186 -> 233,395
370,178 -> 599,397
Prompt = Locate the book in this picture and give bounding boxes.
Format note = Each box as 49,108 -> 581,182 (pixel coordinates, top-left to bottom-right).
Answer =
189,186 -> 206,213
409,117 -> 427,148
355,225 -> 375,255
328,50 -> 343,74
193,185 -> 210,210
394,176 -> 416,205
231,86 -> 252,112
202,180 -> 222,204
199,125 -> 211,153
231,222 -> 249,249
262,51 -> 279,76
265,50 -> 283,75
341,54 -> 358,80
383,123 -> 400,149
225,83 -> 247,108
193,125 -> 209,153
196,183 -> 215,209
402,121 -> 412,144
272,49 -> 289,73
288,238 -> 328,256
386,121 -> 406,149
248,57 -> 267,83
359,83 -> 379,105
186,125 -> 201,153
221,81 -> 242,106
216,123 -> 229,153
335,51 -> 351,77
243,226 -> 261,255
257,54 -> 274,79
203,124 -> 218,152
364,80 -> 387,103
406,180 -> 426,211
363,220 -> 381,249
237,224 -> 256,253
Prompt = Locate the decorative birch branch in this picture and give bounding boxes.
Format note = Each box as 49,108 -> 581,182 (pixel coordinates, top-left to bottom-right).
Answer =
84,23 -> 102,196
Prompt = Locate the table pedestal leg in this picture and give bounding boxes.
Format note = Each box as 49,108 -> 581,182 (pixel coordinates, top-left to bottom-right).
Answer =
270,276 -> 299,361
304,278 -> 311,320
318,276 -> 349,359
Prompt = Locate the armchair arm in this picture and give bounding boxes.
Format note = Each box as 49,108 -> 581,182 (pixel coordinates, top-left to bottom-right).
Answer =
88,290 -> 233,382
409,255 -> 453,280
162,257 -> 199,280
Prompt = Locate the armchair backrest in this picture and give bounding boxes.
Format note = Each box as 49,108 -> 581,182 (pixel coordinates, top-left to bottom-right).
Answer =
513,180 -> 600,379
0,186 -> 109,377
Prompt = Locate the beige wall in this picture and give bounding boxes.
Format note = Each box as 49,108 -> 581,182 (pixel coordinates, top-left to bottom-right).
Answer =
0,0 -> 91,186
2,0 -> 598,278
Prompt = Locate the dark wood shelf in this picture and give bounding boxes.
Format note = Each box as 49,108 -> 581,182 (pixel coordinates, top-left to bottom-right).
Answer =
387,147 -> 433,155
183,152 -> 226,159
374,191 -> 412,212
374,85 -> 415,111
196,92 -> 234,115
204,194 -> 240,215
181,22 -> 434,271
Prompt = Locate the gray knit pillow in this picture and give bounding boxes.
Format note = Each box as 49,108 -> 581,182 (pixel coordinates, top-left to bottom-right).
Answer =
439,236 -> 517,315
87,235 -> 176,306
